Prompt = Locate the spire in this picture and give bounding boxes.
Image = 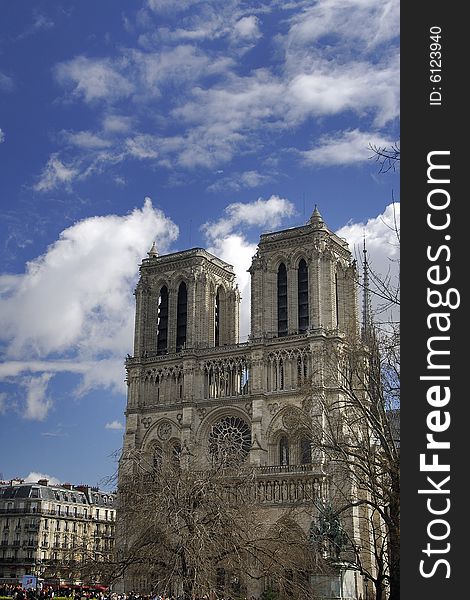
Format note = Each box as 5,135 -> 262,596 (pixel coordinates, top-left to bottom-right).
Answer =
147,241 -> 158,258
361,234 -> 373,342
309,205 -> 325,229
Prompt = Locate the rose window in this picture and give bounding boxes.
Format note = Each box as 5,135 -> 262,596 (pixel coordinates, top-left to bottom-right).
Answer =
209,416 -> 251,466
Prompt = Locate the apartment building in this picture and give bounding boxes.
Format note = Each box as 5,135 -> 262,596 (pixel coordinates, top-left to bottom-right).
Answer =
0,479 -> 115,585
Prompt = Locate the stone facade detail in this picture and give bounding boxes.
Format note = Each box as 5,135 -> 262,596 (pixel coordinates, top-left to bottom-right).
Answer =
118,208 -> 372,597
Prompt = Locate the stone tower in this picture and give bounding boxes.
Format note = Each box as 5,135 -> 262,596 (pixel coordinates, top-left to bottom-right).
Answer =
118,208 -> 369,597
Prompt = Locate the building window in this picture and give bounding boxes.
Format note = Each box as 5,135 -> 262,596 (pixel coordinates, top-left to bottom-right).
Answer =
156,285 -> 169,355
153,446 -> 163,470
209,416 -> 251,467
279,436 -> 289,466
171,443 -> 182,467
298,259 -> 309,332
300,438 -> 312,464
215,290 -> 220,347
335,272 -> 339,327
277,263 -> 288,336
176,282 -> 187,352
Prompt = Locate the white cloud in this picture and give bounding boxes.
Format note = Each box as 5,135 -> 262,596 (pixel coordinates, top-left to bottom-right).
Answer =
286,58 -> 399,127
55,56 -> 134,103
0,198 -> 178,358
208,170 -> 272,193
146,0 -> 204,13
18,11 -> 54,39
336,202 -> 400,320
34,154 -> 79,192
24,472 -> 61,485
0,72 -> 14,92
22,373 -> 53,421
105,420 -> 124,430
233,16 -> 261,41
203,195 -> 295,241
103,114 -> 133,134
203,196 -> 296,340
130,46 -> 233,89
63,130 -> 112,150
125,135 -> 160,160
207,233 -> 255,342
0,128 -> 4,143
286,0 -> 399,51
0,199 -> 179,418
44,1 -> 398,176
300,129 -> 397,166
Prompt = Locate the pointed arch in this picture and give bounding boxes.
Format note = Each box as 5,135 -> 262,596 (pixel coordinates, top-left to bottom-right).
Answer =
176,281 -> 187,352
277,262 -> 288,336
298,258 -> 309,333
279,435 -> 289,466
156,285 -> 169,355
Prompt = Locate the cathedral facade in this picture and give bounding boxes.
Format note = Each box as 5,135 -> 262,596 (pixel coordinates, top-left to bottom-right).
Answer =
118,208 -> 372,598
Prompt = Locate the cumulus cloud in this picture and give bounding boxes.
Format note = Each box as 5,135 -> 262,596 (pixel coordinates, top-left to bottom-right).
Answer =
105,420 -> 124,430
0,199 -> 179,419
207,233 -> 256,342
300,129 -> 397,166
24,472 -> 61,485
203,195 -> 295,241
336,203 -> 400,320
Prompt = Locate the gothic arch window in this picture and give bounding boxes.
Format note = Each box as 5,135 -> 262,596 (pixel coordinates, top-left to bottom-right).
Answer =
298,259 -> 309,332
335,271 -> 339,327
171,442 -> 182,467
297,354 -> 308,386
156,285 -> 169,355
215,289 -> 220,347
176,281 -> 187,352
209,416 -> 251,467
153,446 -> 163,470
279,435 -> 289,466
300,437 -> 312,464
277,262 -> 288,337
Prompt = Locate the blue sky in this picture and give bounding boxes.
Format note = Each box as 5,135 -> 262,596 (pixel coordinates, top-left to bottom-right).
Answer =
0,0 -> 399,489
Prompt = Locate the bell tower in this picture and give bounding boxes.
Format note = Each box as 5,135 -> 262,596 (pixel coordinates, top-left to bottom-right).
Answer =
249,206 -> 358,340
133,247 -> 240,356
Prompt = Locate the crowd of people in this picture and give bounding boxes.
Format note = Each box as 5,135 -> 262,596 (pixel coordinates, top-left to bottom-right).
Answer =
0,587 -> 259,600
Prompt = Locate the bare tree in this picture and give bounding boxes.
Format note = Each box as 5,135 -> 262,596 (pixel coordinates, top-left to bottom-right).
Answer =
304,327 -> 400,600
369,143 -> 400,174
102,451 -> 324,600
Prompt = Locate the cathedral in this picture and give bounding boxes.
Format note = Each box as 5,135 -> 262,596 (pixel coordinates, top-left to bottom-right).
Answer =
117,207 -> 373,598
